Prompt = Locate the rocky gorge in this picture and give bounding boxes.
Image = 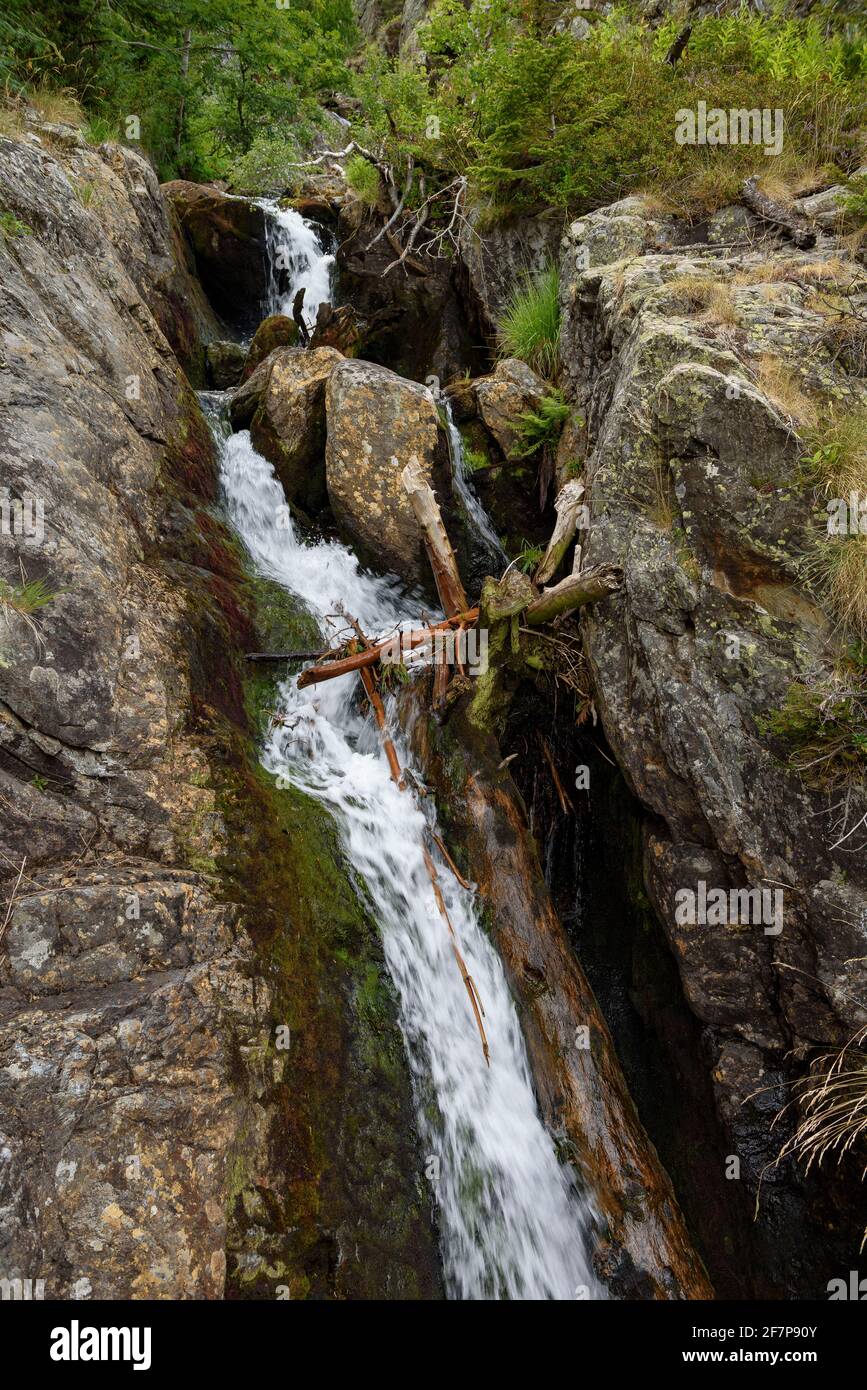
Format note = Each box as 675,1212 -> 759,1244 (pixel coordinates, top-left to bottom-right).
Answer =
1,58 -> 866,1303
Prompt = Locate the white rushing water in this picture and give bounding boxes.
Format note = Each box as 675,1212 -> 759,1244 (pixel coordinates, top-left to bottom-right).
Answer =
213,423 -> 602,1300
442,396 -> 506,562
206,208 -> 602,1299
260,199 -> 335,330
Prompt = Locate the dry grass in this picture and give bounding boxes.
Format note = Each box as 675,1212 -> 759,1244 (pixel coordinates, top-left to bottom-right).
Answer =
0,104 -> 25,140
734,257 -> 863,291
667,273 -> 739,325
646,458 -> 677,531
753,355 -> 819,428
823,538 -> 867,642
802,404 -> 867,641
26,82 -> 83,127
771,1026 -> 867,1251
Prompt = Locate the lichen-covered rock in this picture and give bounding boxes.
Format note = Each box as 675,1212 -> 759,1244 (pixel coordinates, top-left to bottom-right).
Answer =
558,216 -> 867,1292
242,313 -> 299,380
458,206 -> 564,336
162,180 -> 268,329
325,359 -> 446,581
473,357 -> 547,457
231,346 -> 342,516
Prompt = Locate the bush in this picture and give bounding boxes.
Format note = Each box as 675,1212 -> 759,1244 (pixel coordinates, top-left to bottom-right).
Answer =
227,135 -> 302,195
759,646 -> 867,786
359,0 -> 867,219
345,153 -> 381,206
496,264 -> 560,378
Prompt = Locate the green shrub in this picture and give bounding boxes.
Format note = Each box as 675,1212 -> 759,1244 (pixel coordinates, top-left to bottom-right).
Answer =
345,153 -> 381,206
496,265 -> 560,378
510,391 -> 571,459
226,134 -> 303,195
359,0 -> 866,219
758,646 -> 867,786
0,210 -> 31,238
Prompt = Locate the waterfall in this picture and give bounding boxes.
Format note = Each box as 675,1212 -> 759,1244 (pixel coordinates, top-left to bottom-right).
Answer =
202,210 -> 603,1301
259,199 -> 335,330
442,396 -> 506,563
213,423 -> 603,1300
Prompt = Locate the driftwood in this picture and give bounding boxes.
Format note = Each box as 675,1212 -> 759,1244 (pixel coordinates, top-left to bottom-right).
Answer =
534,480 -> 585,586
296,610 -> 480,689
291,287 -> 310,346
402,458 -> 469,616
741,176 -> 817,249
246,650 -> 322,662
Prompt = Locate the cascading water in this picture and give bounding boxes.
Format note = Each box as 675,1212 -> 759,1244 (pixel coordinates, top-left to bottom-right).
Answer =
213,424 -> 602,1300
202,213 -> 603,1301
442,397 -> 506,563
259,199 -> 335,330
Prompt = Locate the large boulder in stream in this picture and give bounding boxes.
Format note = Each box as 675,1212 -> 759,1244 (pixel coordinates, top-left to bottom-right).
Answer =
473,357 -> 547,458
325,359 -> 449,583
162,180 -> 268,330
242,313 -> 299,380
231,346 -> 343,516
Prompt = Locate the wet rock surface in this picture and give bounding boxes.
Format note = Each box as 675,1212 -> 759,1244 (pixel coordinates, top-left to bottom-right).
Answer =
163,180 -> 268,331
231,346 -> 343,517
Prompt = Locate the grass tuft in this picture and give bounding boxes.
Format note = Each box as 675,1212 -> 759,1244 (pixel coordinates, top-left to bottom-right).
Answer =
496,263 -> 560,379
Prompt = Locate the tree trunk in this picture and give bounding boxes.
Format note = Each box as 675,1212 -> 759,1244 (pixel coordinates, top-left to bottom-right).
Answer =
402,456 -> 468,617
534,480 -> 585,585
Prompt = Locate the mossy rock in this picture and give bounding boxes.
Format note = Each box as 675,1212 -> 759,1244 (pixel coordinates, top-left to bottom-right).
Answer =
242,314 -> 299,382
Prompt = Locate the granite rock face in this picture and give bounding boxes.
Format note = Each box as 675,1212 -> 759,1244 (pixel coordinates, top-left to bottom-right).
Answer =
557,197 -> 867,1290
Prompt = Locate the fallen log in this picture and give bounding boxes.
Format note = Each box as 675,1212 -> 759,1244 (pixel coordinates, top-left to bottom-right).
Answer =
402,457 -> 469,617
741,176 -> 817,249
534,480 -> 586,586
296,609 -> 480,688
246,650 -> 323,663
525,563 -> 623,625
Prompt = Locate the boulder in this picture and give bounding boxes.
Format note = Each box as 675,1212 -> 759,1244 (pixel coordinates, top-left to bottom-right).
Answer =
162,180 -> 268,329
325,359 -> 446,582
242,313 -> 299,381
206,340 -> 246,389
232,347 -> 343,515
473,357 -> 548,458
